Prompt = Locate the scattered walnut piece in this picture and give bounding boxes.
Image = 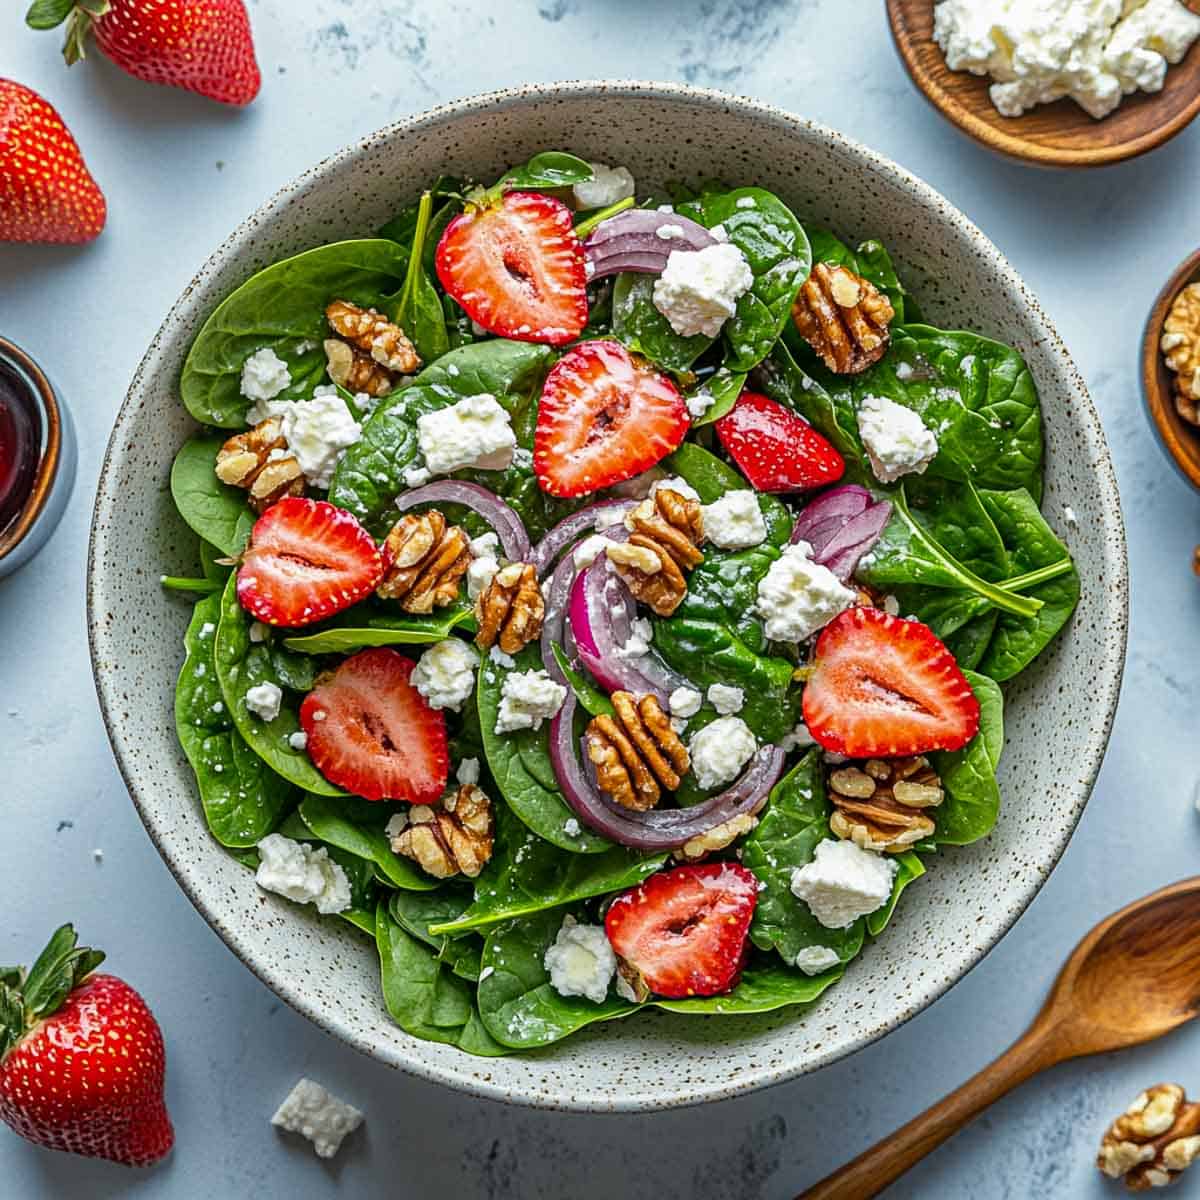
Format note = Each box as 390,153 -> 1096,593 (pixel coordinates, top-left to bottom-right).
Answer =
792,261 -> 895,375
475,562 -> 544,655
585,691 -> 690,812
675,811 -> 761,863
214,416 -> 306,513
389,784 -> 494,879
606,488 -> 705,617
1162,285 -> 1200,426
1098,1084 -> 1200,1191
828,756 -> 942,852
323,337 -> 394,398
326,298 -> 420,375
377,510 -> 470,612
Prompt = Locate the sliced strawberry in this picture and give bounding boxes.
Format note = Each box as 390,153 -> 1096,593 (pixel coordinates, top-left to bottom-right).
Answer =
435,191 -> 587,345
715,390 -> 844,492
604,863 -> 758,999
802,607 -> 980,757
535,340 -> 689,497
237,497 -> 383,628
300,647 -> 448,802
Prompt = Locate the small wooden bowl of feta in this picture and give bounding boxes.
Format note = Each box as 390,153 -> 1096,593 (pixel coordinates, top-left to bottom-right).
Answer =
886,0 -> 1200,168
1143,247 -> 1200,489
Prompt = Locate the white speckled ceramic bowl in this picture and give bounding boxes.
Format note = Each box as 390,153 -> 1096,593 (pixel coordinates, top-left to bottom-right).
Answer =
88,82 -> 1127,1112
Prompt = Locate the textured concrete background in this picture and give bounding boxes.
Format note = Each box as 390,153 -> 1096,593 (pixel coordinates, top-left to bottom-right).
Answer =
2,1 -> 1199,1196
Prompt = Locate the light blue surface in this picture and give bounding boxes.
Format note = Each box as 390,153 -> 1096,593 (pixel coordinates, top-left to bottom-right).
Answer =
1,2 -> 1198,1196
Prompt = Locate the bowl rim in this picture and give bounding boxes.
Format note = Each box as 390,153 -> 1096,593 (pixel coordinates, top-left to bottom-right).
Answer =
87,78 -> 1129,1111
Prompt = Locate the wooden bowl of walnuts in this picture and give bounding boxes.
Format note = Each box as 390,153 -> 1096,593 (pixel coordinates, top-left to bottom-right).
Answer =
1144,248 -> 1200,490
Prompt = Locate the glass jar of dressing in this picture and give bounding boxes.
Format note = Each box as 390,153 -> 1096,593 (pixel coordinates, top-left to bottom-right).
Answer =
0,338 -> 76,578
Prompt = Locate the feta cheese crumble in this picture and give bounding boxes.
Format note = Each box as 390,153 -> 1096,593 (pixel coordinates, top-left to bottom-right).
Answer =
411,638 -> 479,712
794,945 -> 841,976
415,393 -> 516,476
495,669 -> 567,734
790,838 -> 897,930
255,834 -> 352,914
572,533 -> 615,569
706,683 -> 745,715
457,756 -> 481,786
779,722 -> 817,752
702,490 -> 767,549
543,916 -> 616,1004
648,475 -> 701,504
279,387 -> 363,489
668,686 -> 703,719
467,531 -> 501,600
288,731 -> 308,751
271,1078 -> 363,1159
755,542 -> 857,642
244,682 -> 283,723
856,394 -> 939,484
689,716 -> 757,790
652,243 -> 754,338
572,162 -> 636,210
240,347 -> 290,404
686,387 -> 716,420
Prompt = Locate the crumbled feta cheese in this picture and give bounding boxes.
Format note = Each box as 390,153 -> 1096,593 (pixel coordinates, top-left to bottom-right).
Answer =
385,811 -> 409,839
563,818 -> 581,837
276,387 -> 362,489
466,532 -> 501,600
411,639 -> 479,712
689,716 -> 757,790
686,387 -> 716,420
619,617 -> 654,660
404,463 -> 432,488
702,490 -> 767,550
755,542 -> 856,642
709,224 -> 729,242
706,683 -> 744,715
469,532 -> 499,558
244,682 -> 283,722
488,645 -> 516,669
594,505 -> 629,530
543,916 -> 616,1004
648,475 -> 701,503
255,834 -> 352,914
573,533 -> 615,569
416,393 -> 516,476
883,594 -> 901,617
668,686 -> 703,719
656,223 -> 687,240
857,394 -> 938,484
652,243 -> 754,338
735,196 -> 757,210
456,757 -> 481,786
495,669 -> 567,733
790,838 -> 897,930
240,347 -> 291,404
289,731 -> 308,751
248,621 -> 269,644
572,162 -> 636,210
794,946 -> 841,976
271,1078 -> 363,1160
779,721 -> 818,752
615,972 -> 640,1003
1063,505 -> 1079,528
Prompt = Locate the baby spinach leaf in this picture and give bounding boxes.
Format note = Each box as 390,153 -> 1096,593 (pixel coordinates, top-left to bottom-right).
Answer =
854,239 -> 911,325
612,272 -> 713,371
866,851 -> 925,937
378,175 -> 461,271
213,574 -> 344,796
391,190 -> 450,363
550,643 -> 614,718
296,794 -> 439,891
339,907 -> 378,937
687,368 -> 746,427
181,239 -> 410,428
170,436 -> 253,558
677,187 -> 811,372
283,604 -> 473,654
430,804 -> 664,937
375,902 -> 507,1056
476,646 -> 611,853
976,489 -> 1080,681
200,538 -> 233,585
498,151 -> 593,192
326,845 -> 381,912
477,909 -> 637,1049
930,670 -> 1004,846
741,750 -> 865,969
942,610 -> 1000,670
653,954 -> 842,1014
176,594 -> 294,847
389,890 -> 482,982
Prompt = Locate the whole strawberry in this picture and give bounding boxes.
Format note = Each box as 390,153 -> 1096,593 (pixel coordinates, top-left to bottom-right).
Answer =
0,925 -> 173,1167
26,0 -> 261,107
0,80 -> 106,244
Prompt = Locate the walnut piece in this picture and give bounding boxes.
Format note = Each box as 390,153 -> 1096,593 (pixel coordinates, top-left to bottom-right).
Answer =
585,691 -> 690,812
326,298 -> 420,375
1162,284 -> 1200,425
792,261 -> 895,375
675,811 -> 761,862
323,337 -> 395,398
1098,1084 -> 1200,1191
475,562 -> 544,655
214,416 -> 306,513
377,510 -> 470,612
828,756 -> 943,852
607,488 -> 705,617
389,784 -> 494,879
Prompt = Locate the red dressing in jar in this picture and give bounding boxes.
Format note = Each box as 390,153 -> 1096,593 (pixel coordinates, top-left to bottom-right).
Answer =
0,358 -> 41,536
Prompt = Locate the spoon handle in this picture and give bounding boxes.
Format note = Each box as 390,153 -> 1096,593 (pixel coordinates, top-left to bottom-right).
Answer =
797,1029 -> 1055,1199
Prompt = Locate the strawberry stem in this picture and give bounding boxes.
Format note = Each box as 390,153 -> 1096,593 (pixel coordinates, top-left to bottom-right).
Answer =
160,575 -> 221,594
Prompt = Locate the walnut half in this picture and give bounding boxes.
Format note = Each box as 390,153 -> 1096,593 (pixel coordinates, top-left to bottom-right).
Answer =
389,784 -> 494,879
475,562 -> 544,655
377,510 -> 471,613
214,416 -> 305,513
792,261 -> 895,375
1162,283 -> 1200,426
585,691 -> 690,812
828,757 -> 942,852
1098,1084 -> 1200,1191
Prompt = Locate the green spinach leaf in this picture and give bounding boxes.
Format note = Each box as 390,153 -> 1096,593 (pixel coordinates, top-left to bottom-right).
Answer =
498,151 -> 593,192
283,605 -> 473,654
389,889 -> 482,982
390,190 -> 450,363
866,851 -> 925,937
653,954 -> 842,1014
930,670 -> 1004,845
612,272 -> 713,371
687,368 -> 746,427
170,436 -> 253,558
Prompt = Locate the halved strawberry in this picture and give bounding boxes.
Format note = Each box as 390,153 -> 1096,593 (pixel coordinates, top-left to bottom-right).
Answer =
535,340 -> 689,497
435,191 -> 588,345
715,390 -> 844,492
802,607 -> 980,757
604,863 -> 758,999
237,498 -> 383,628
299,648 -> 448,802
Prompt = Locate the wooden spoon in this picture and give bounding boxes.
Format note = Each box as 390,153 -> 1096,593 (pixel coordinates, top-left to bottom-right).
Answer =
800,877 -> 1200,1200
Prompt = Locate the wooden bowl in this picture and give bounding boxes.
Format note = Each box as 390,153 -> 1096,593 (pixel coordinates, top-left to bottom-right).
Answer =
1143,248 -> 1200,489
886,0 -> 1200,168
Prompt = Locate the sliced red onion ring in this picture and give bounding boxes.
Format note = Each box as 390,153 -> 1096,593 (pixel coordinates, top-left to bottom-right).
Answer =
790,485 -> 892,583
529,499 -> 635,578
549,691 -> 785,849
583,208 -> 716,281
395,480 -> 530,563
819,502 -> 893,581
540,551 -> 581,689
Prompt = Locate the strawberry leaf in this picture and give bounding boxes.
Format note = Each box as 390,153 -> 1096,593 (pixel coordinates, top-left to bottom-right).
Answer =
24,0 -> 75,29
22,924 -> 105,1020
0,982 -> 24,1059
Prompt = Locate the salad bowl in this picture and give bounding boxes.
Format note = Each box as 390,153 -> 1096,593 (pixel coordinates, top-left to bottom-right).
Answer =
88,81 -> 1127,1111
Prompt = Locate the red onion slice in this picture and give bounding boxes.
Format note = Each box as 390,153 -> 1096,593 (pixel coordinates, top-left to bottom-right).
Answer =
529,499 -> 635,578
790,485 -> 892,583
819,502 -> 893,581
540,552 -> 581,689
395,480 -> 530,563
584,208 -> 716,281
549,692 -> 785,849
